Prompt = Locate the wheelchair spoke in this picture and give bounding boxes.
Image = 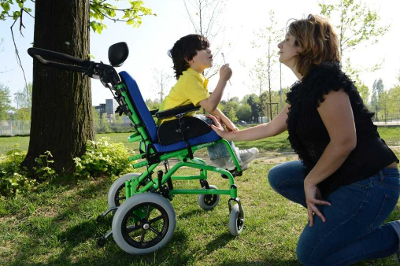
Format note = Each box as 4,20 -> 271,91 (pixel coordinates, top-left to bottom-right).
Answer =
131,212 -> 142,221
149,226 -> 161,236
149,215 -> 164,224
145,205 -> 151,220
126,224 -> 141,234
140,229 -> 146,243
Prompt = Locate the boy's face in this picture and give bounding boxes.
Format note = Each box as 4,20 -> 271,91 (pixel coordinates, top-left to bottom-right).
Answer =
188,48 -> 213,73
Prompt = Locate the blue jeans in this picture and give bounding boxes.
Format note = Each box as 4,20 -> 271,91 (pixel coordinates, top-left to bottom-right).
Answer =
194,114 -> 239,161
268,160 -> 400,266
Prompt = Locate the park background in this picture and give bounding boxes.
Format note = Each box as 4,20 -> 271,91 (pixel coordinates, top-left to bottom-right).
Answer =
0,0 -> 400,265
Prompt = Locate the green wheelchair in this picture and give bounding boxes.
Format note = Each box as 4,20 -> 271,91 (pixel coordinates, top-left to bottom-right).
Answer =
28,42 -> 246,255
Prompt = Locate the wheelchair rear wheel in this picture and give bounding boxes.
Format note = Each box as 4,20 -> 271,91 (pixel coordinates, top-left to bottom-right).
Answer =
197,185 -> 220,210
107,173 -> 140,208
112,193 -> 176,254
228,204 -> 245,236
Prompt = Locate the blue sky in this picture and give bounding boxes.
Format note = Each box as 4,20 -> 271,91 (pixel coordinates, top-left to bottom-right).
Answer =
1,0 -> 399,107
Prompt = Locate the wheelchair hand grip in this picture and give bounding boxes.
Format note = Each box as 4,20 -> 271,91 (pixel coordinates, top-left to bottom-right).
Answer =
28,47 -> 92,73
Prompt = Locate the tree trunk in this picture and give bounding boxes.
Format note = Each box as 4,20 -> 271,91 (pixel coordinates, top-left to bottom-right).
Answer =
22,0 -> 94,174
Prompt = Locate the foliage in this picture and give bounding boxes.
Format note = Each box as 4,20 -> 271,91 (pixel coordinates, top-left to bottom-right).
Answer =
0,147 -> 55,198
145,98 -> 161,111
0,83 -> 13,120
319,0 -> 389,83
0,147 -> 35,197
319,0 -> 390,57
73,137 -> 134,179
226,107 -> 237,122
371,78 -> 384,116
1,0 -> 154,34
236,104 -> 252,121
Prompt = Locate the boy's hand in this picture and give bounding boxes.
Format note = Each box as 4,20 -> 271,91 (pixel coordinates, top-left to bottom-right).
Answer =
220,64 -> 232,81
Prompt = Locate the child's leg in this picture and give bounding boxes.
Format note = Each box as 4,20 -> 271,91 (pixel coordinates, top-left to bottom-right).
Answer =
194,114 -> 242,164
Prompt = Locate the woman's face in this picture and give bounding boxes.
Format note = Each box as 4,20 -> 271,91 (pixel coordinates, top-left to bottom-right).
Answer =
277,33 -> 301,68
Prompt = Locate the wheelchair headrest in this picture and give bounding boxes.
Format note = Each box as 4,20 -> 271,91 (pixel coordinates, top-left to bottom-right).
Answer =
108,42 -> 129,67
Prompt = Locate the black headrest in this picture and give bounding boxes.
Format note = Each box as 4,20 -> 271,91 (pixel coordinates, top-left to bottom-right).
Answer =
108,42 -> 129,67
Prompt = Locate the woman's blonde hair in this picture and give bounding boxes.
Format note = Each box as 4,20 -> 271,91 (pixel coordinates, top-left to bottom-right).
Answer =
288,14 -> 340,76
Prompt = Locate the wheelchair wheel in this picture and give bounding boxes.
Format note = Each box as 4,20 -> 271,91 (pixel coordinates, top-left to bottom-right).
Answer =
107,173 -> 140,208
197,185 -> 220,210
112,193 -> 176,254
228,204 -> 245,236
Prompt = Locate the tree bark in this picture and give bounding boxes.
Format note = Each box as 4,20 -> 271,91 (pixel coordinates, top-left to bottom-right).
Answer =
22,0 -> 94,174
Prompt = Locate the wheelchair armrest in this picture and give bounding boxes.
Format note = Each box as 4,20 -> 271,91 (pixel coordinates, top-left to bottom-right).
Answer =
149,109 -> 159,116
155,104 -> 200,119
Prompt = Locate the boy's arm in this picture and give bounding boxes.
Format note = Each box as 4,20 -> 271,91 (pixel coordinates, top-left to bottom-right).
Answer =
199,64 -> 232,113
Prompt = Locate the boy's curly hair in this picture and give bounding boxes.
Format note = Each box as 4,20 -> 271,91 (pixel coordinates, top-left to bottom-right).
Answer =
168,34 -> 210,80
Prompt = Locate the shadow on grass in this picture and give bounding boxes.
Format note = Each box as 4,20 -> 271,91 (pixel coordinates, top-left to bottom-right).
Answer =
218,260 -> 301,266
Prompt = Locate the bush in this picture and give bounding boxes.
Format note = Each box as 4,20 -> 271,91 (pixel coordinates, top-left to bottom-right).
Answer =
73,137 -> 134,179
0,147 -> 37,197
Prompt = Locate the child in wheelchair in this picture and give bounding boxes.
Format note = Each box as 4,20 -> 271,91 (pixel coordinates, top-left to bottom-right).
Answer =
158,34 -> 259,171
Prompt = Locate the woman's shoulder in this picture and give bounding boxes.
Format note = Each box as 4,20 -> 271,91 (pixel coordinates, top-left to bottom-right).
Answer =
304,61 -> 342,83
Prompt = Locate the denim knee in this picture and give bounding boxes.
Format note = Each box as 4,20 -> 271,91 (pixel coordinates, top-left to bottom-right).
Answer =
296,240 -> 318,266
267,165 -> 281,192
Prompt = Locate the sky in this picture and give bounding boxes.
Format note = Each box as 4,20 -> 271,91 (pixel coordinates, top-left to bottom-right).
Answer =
0,0 -> 399,107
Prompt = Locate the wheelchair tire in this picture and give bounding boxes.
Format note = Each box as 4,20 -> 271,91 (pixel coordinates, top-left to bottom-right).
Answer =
197,185 -> 220,210
112,193 -> 176,254
228,204 -> 245,236
107,173 -> 140,208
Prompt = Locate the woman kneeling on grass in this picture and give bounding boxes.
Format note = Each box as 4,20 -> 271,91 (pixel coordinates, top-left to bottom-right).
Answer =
209,14 -> 399,266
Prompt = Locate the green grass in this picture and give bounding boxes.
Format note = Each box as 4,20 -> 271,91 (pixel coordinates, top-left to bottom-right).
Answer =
1,126 -> 398,156
1,165 -> 399,266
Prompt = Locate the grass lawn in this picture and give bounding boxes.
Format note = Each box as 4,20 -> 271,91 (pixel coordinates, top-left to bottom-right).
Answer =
1,126 -> 399,156
1,164 -> 399,266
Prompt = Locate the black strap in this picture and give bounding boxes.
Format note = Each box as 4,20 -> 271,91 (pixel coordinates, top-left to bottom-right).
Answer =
178,116 -> 194,159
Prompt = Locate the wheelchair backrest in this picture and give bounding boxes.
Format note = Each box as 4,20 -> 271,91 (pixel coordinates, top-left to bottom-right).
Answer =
119,71 -> 158,143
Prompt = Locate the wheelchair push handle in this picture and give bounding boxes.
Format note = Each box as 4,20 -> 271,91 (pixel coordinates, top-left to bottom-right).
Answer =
28,47 -> 94,73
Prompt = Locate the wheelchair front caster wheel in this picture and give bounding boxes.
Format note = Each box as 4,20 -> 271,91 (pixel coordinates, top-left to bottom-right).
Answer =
112,193 -> 176,255
229,204 -> 245,236
97,237 -> 106,247
197,185 -> 220,210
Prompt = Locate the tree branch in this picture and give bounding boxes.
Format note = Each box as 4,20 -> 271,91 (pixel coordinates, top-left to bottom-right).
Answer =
10,14 -> 28,92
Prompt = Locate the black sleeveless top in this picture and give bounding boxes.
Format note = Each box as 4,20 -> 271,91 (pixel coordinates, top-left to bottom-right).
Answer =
286,61 -> 399,196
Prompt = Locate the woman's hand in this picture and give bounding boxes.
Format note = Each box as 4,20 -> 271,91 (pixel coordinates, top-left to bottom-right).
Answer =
222,119 -> 239,133
304,179 -> 331,227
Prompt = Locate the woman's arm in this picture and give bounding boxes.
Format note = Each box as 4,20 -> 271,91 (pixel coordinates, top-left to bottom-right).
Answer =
210,108 -> 238,132
304,89 -> 357,226
210,104 -> 290,141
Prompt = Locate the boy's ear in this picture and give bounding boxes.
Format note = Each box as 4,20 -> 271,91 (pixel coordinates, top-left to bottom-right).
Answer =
184,56 -> 192,64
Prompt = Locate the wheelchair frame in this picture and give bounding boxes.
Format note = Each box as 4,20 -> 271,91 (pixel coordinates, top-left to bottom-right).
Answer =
28,42 -> 245,255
